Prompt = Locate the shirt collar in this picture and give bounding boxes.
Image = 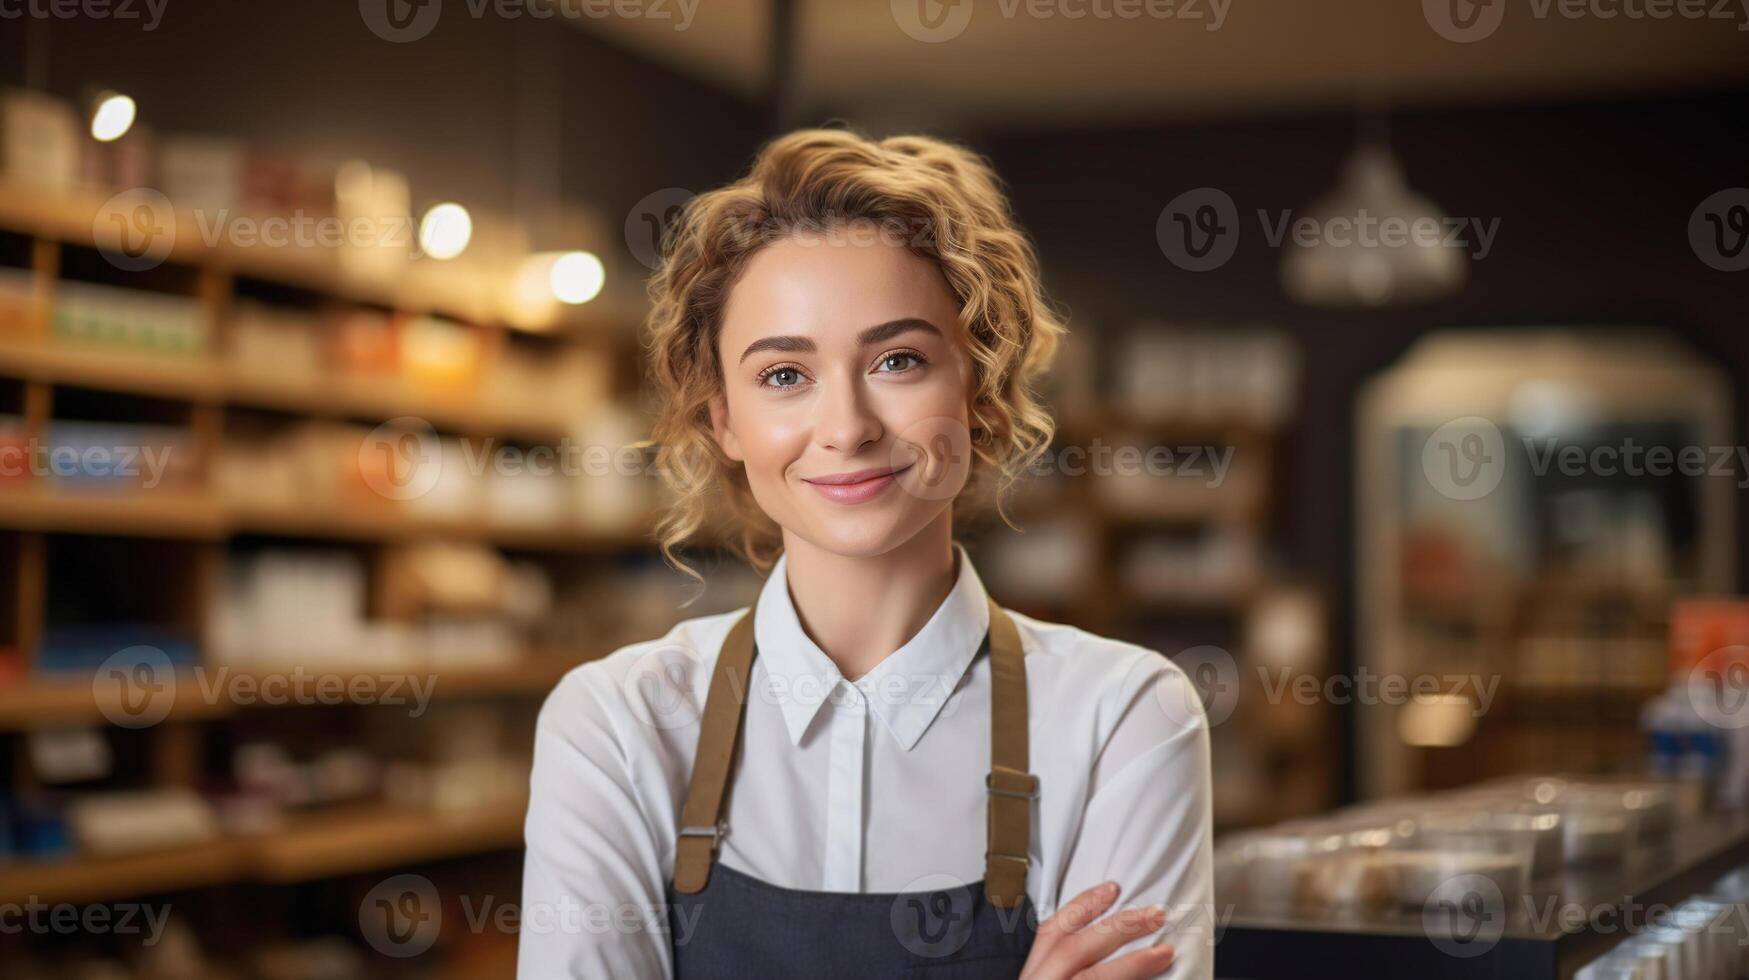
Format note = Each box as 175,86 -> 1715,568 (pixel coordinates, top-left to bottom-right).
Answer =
751,544 -> 991,752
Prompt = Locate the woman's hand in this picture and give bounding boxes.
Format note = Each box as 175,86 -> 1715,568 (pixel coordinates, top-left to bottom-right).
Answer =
1019,881 -> 1175,979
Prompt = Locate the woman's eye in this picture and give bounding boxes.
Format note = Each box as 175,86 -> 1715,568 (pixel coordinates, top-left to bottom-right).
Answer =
762,367 -> 803,388
877,352 -> 921,373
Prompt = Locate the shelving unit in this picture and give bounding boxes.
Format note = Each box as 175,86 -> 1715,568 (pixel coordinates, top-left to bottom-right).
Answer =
0,177 -> 656,918
966,334 -> 1338,831
0,658 -> 576,730
0,797 -> 528,905
1355,331 -> 1736,799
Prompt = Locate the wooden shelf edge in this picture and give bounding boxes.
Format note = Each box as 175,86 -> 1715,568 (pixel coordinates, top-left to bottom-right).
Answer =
0,338 -> 580,441
0,800 -> 528,905
252,799 -> 528,884
0,490 -> 650,550
0,658 -> 581,730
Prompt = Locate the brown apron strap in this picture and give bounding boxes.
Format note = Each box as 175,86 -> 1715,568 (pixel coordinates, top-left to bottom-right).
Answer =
671,609 -> 756,894
669,598 -> 1037,907
984,598 -> 1036,908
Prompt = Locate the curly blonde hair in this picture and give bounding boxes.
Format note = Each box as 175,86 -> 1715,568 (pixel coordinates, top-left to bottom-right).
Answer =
643,127 -> 1065,573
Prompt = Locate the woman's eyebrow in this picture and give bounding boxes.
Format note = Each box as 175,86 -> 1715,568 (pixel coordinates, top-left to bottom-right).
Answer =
738,319 -> 940,364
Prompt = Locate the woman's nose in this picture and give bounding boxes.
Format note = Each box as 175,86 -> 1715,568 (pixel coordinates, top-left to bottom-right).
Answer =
813,377 -> 883,453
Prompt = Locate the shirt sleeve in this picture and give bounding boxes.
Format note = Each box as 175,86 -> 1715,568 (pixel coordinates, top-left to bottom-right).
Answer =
518,671 -> 674,979
1057,653 -> 1216,980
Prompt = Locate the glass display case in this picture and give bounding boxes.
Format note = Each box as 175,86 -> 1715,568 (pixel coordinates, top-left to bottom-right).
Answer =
1355,330 -> 1735,799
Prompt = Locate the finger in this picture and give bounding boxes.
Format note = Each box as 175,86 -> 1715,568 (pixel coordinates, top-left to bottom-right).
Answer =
1078,941 -> 1177,980
1038,904 -> 1167,980
1028,881 -> 1121,965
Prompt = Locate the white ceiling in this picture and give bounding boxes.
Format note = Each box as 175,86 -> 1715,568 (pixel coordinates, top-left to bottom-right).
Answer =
574,0 -> 1749,127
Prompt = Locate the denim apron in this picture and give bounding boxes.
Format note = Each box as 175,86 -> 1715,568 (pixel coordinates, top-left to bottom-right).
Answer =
667,598 -> 1040,979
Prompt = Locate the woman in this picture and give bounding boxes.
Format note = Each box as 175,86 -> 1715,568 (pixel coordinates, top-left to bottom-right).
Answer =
519,128 -> 1213,979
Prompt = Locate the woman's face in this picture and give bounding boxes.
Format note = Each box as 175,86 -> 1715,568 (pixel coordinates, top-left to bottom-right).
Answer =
711,220 -> 975,560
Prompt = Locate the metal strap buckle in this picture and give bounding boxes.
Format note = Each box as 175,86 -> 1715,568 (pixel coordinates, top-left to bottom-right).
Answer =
986,770 -> 1040,801
679,819 -> 728,851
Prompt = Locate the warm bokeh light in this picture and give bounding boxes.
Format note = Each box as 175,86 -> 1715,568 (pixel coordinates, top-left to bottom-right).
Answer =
549,250 -> 605,305
417,202 -> 472,260
89,92 -> 136,142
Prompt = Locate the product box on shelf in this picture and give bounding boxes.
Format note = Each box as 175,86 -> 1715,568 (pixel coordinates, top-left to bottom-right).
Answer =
0,88 -> 79,192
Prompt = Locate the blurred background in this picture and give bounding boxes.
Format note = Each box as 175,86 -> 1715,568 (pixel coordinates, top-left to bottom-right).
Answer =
1,1 -> 1748,977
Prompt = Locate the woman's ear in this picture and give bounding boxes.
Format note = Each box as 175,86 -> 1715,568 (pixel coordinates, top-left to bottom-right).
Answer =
708,394 -> 743,461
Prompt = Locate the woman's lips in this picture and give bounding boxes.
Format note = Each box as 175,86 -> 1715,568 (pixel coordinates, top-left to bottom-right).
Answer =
803,463 -> 914,504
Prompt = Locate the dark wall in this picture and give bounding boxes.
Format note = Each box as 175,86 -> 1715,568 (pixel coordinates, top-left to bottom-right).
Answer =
6,4 -> 768,281
972,88 -> 1749,800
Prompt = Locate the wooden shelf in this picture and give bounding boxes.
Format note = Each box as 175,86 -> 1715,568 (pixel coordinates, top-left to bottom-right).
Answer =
0,181 -> 645,336
254,799 -> 527,883
0,491 -> 229,539
0,799 -> 527,904
0,338 -> 577,441
0,839 -> 247,906
0,658 -> 580,730
0,488 -> 650,550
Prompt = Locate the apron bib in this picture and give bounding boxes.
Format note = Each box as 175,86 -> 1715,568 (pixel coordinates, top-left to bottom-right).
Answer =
667,598 -> 1040,978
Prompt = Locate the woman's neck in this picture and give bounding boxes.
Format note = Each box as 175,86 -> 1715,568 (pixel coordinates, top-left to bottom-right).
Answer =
779,513 -> 958,682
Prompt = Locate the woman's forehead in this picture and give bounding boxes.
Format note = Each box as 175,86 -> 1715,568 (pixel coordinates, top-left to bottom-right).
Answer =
720,234 -> 959,350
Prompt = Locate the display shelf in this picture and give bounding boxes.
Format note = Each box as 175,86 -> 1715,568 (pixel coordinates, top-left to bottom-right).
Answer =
1214,812 -> 1749,980
0,181 -> 645,337
253,798 -> 528,883
0,491 -> 229,539
0,798 -> 528,905
0,656 -> 581,729
0,490 -> 650,551
0,670 -> 224,729
0,337 -> 578,441
0,839 -> 247,906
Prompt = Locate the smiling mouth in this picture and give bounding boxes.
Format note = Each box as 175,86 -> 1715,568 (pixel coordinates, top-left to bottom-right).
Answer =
802,463 -> 914,503
804,462 -> 916,486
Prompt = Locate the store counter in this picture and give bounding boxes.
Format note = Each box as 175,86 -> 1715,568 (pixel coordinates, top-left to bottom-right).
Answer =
1213,779 -> 1749,979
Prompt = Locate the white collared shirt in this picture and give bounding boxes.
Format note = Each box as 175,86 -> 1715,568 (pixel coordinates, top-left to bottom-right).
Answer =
518,548 -> 1214,979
